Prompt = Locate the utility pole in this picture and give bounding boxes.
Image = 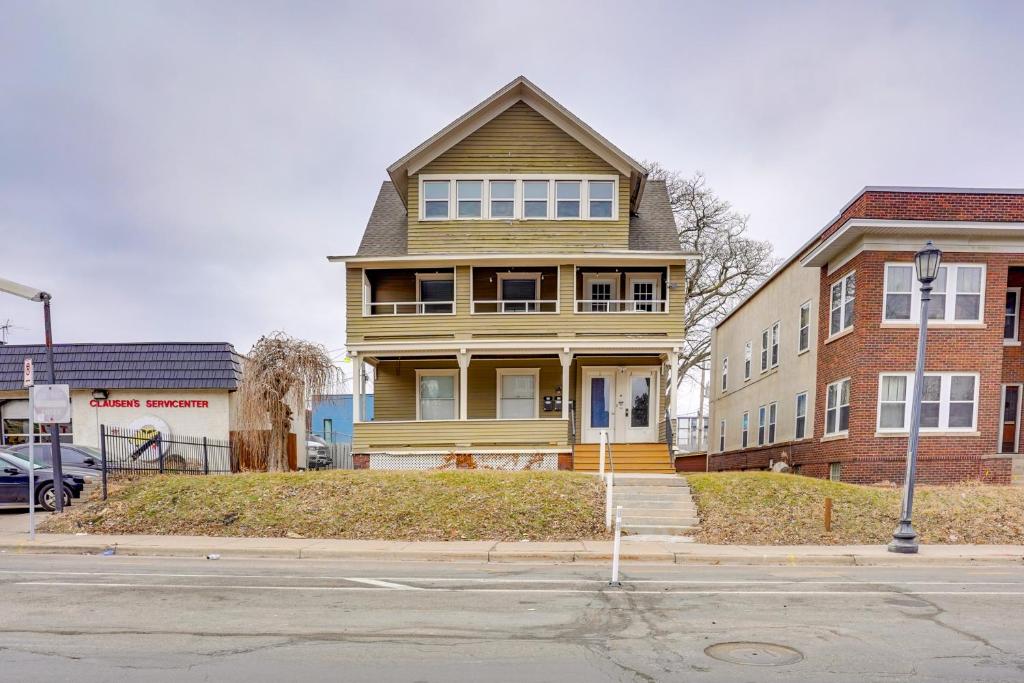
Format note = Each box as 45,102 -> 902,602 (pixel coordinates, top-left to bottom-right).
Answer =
41,294 -> 65,512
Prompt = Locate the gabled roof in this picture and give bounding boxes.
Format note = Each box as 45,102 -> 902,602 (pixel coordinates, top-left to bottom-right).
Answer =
386,76 -> 649,213
339,179 -> 685,260
0,342 -> 243,391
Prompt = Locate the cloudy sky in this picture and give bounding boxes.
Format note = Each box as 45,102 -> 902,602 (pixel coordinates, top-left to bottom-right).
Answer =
3,1 -> 1023,368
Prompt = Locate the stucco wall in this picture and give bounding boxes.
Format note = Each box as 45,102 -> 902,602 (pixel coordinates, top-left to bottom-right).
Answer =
71,389 -> 233,448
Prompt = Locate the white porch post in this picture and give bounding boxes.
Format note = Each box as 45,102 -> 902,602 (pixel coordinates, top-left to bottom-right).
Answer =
457,350 -> 471,421
559,348 -> 573,420
668,349 -> 679,448
351,353 -> 363,423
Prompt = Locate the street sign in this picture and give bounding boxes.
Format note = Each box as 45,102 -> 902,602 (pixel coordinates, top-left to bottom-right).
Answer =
30,384 -> 71,424
23,358 -> 33,387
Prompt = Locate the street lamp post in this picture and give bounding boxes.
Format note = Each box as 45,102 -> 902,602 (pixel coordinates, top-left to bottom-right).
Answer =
888,241 -> 942,554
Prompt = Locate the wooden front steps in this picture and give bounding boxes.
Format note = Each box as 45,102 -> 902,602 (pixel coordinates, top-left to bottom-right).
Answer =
572,443 -> 675,474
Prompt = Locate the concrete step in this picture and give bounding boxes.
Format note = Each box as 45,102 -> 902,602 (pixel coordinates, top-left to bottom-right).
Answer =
622,524 -> 699,536
615,506 -> 697,516
612,476 -> 687,487
623,516 -> 700,526
614,491 -> 691,499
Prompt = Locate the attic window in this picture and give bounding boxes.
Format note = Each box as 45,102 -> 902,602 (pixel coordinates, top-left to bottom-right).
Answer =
555,181 -> 581,218
490,181 -> 515,218
523,181 -> 549,218
457,180 -> 482,218
423,181 -> 450,219
589,181 -> 613,218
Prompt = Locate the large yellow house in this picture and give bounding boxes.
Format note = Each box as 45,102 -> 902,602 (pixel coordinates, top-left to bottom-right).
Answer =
330,77 -> 695,472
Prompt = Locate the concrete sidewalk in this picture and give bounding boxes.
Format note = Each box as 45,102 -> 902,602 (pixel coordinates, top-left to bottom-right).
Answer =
1,532 -> 1022,565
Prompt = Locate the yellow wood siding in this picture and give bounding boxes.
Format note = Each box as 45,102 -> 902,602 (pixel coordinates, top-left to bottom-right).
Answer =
352,418 -> 569,451
407,102 -> 630,253
346,264 -> 686,344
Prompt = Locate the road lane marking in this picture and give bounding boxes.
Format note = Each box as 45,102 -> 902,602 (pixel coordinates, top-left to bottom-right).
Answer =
344,578 -> 422,590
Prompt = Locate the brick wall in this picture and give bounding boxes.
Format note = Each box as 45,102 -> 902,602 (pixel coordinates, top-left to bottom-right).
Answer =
708,440 -> 816,472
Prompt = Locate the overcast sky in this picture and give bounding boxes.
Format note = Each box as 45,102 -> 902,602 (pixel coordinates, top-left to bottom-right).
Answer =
3,1 -> 1023,372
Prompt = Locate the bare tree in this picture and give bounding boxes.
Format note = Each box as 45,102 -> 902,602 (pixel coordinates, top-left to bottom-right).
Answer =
236,332 -> 336,472
646,163 -> 777,381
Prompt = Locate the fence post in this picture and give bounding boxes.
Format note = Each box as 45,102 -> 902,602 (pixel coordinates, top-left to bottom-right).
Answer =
157,433 -> 164,473
100,424 -> 108,501
203,437 -> 210,475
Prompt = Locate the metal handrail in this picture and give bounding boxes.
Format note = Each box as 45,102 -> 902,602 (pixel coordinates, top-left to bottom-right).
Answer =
367,301 -> 454,315
471,299 -> 559,314
575,299 -> 667,313
665,406 -> 675,457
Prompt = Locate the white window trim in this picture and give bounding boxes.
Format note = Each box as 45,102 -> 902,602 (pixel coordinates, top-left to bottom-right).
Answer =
719,418 -> 726,452
770,321 -> 780,369
721,356 -> 728,392
794,392 -> 808,440
363,270 -> 456,316
829,271 -> 856,338
418,174 -> 618,221
495,368 -> 540,420
757,405 -> 767,446
875,371 -> 980,434
881,262 -> 986,325
760,329 -> 770,373
470,267 -> 560,315
798,301 -> 811,354
825,377 -> 851,437
488,179 -> 516,220
743,341 -> 752,381
741,411 -> 749,448
415,369 -> 459,421
497,272 -> 542,301
624,273 -> 662,306
414,272 -> 457,316
1005,287 -> 1021,345
554,180 -> 582,220
454,179 -> 484,220
767,401 -> 777,444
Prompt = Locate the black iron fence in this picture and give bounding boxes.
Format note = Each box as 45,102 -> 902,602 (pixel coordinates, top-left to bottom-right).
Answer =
101,425 -> 235,481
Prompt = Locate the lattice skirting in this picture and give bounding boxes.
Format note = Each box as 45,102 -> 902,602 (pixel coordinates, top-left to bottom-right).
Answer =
366,452 -> 560,471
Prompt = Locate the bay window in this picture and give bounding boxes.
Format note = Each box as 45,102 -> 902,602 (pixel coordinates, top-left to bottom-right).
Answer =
876,372 -> 978,432
416,370 -> 458,420
497,369 -> 539,419
829,272 -> 856,336
883,263 -> 985,323
825,378 -> 850,436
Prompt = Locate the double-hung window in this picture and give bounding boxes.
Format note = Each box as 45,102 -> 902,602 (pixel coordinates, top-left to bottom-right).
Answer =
795,392 -> 808,440
721,356 -> 728,392
743,341 -> 752,380
757,406 -> 767,446
456,180 -> 482,218
489,180 -> 515,218
1006,288 -> 1021,343
422,180 -> 450,219
741,412 -> 749,448
825,378 -> 851,436
523,180 -> 549,218
719,419 -> 726,452
555,181 -> 581,218
496,369 -> 539,419
798,302 -> 811,353
829,272 -> 856,336
883,263 -> 985,323
877,372 -> 978,432
760,329 -> 769,372
417,370 -> 458,420
767,402 -> 777,443
589,181 -> 614,218
770,322 -> 780,368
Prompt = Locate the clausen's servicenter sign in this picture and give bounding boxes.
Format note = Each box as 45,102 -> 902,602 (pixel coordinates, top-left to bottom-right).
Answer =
89,399 -> 211,408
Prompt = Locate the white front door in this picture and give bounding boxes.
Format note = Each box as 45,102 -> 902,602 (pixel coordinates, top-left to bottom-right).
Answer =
581,367 -> 660,443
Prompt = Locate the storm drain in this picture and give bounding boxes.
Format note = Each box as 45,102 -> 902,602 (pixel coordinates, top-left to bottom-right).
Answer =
705,642 -> 804,667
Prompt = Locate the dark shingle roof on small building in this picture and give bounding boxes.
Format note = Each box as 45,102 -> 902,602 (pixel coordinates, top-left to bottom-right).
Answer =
355,180 -> 681,257
0,342 -> 243,391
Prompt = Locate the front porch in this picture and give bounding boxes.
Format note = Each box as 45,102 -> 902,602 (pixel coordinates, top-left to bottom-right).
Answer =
348,347 -> 679,471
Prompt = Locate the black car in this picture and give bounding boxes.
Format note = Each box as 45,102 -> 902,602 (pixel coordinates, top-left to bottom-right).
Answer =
8,443 -> 103,471
0,450 -> 85,512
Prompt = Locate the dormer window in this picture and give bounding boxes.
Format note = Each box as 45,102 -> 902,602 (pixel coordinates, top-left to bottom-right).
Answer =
589,181 -> 613,218
423,181 -> 450,219
456,180 -> 482,218
556,181 -> 581,218
490,181 -> 515,218
523,180 -> 549,218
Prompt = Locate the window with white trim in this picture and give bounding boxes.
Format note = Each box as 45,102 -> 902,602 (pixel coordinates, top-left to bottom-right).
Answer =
555,181 -> 581,218
825,378 -> 850,436
795,392 -> 808,440
589,181 -> 614,218
721,356 -> 728,392
422,180 -> 450,219
523,180 -> 549,218
1006,288 -> 1021,342
883,263 -> 985,323
490,180 -> 515,218
760,329 -> 769,372
770,322 -> 780,368
767,402 -> 777,443
757,405 -> 766,446
417,370 -> 458,420
456,180 -> 482,218
798,302 -> 811,352
741,411 -> 749,448
496,368 -> 539,419
744,341 -> 752,380
719,419 -> 726,452
877,372 -> 979,432
829,272 -> 856,336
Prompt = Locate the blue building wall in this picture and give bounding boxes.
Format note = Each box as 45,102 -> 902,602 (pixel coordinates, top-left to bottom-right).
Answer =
310,394 -> 373,444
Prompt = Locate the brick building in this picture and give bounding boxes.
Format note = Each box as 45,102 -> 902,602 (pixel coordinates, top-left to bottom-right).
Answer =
708,187 -> 1024,485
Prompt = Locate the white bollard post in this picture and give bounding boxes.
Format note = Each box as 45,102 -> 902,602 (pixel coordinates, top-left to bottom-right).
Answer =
599,430 -> 607,476
609,505 -> 623,587
605,473 -> 613,530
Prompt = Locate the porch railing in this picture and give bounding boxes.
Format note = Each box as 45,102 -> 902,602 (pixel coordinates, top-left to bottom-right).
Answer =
366,301 -> 454,315
471,299 -> 559,314
575,299 -> 667,313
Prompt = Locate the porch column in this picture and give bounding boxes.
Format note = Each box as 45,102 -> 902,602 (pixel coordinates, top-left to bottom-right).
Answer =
457,350 -> 471,421
668,349 -> 679,441
559,348 -> 573,420
351,353 -> 364,423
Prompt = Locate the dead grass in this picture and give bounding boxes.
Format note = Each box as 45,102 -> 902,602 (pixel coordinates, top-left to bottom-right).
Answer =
40,470 -> 608,542
688,472 -> 1024,545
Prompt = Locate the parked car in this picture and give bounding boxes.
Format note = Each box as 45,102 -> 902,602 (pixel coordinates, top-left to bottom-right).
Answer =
8,443 -> 103,472
306,436 -> 332,470
0,450 -> 85,512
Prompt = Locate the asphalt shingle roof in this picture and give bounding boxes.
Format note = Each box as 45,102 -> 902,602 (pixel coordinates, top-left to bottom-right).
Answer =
0,342 -> 243,391
355,180 -> 681,257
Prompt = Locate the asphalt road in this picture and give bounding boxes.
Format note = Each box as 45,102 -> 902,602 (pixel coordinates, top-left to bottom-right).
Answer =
0,554 -> 1022,682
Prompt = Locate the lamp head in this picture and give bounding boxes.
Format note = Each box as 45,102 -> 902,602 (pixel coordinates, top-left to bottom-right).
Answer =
914,241 -> 943,284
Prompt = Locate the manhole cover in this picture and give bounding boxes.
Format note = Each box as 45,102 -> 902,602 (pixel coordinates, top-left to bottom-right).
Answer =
705,642 -> 804,667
